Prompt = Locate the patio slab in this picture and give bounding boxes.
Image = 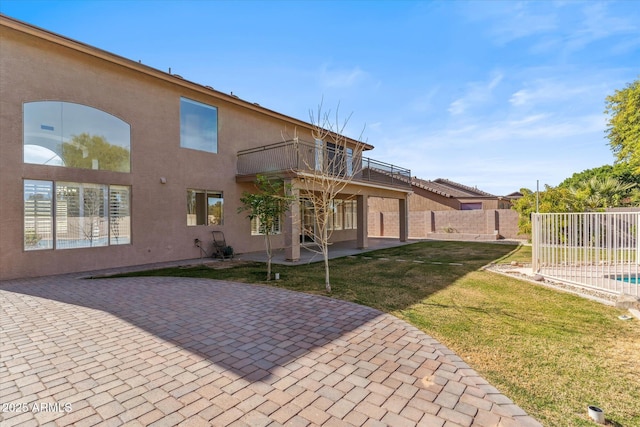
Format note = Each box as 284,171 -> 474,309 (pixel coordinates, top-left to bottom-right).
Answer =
0,272 -> 541,426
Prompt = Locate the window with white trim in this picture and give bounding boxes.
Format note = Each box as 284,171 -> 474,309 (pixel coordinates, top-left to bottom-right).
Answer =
250,216 -> 282,235
327,199 -> 358,231
343,199 -> 357,230
24,180 -> 131,250
330,200 -> 343,231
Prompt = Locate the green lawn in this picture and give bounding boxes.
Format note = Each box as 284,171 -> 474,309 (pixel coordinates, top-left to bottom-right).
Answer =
115,241 -> 639,427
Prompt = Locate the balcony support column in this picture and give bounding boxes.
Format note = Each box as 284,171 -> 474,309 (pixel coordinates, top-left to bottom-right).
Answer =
357,195 -> 368,249
285,180 -> 300,261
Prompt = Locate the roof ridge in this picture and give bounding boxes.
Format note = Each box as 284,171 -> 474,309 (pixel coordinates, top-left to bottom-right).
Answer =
410,177 -> 452,197
433,178 -> 495,196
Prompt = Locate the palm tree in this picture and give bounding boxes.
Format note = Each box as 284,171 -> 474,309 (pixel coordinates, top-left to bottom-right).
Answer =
571,176 -> 636,210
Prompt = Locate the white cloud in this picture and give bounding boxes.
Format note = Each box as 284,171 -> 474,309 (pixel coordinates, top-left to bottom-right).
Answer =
508,82 -> 564,107
508,77 -> 613,109
464,1 -> 558,44
565,2 -> 637,52
443,113 -> 604,144
448,73 -> 503,115
319,65 -> 368,88
611,36 -> 640,55
410,86 -> 440,113
507,114 -> 602,139
448,99 -> 466,116
466,1 -> 639,56
368,122 -> 383,132
509,90 -> 528,107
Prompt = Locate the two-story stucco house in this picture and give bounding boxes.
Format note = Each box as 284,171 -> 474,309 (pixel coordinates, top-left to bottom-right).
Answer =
0,15 -> 412,280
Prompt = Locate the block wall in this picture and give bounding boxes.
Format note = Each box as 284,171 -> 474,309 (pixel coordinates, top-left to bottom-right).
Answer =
369,209 -> 526,240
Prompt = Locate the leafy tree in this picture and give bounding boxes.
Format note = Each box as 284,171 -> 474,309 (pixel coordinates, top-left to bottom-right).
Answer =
62,133 -> 130,172
605,77 -> 640,172
238,175 -> 295,280
607,162 -> 640,187
560,164 -> 639,208
559,163 -> 639,189
514,174 -> 638,235
512,186 -> 579,235
627,188 -> 640,206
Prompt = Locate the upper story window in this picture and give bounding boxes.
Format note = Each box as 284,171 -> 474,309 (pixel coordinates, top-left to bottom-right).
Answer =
23,101 -> 131,172
180,97 -> 218,153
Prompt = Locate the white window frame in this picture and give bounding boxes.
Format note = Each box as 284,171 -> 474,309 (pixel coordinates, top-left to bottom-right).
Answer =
24,180 -> 131,251
250,215 -> 282,235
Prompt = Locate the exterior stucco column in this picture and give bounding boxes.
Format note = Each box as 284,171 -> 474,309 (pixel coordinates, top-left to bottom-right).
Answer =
357,194 -> 368,249
285,181 -> 300,261
399,197 -> 409,242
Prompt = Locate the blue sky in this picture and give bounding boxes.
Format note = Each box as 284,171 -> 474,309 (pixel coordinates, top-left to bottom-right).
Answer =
2,0 -> 639,195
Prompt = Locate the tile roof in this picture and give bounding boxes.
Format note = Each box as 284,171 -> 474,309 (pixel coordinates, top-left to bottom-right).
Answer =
412,177 -> 496,198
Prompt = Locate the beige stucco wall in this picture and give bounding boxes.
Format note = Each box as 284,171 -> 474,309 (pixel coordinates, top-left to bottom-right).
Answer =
0,22 -> 409,280
0,26 -> 261,279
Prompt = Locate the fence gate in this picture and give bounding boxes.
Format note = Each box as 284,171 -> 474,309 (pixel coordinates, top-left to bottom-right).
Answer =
532,212 -> 639,297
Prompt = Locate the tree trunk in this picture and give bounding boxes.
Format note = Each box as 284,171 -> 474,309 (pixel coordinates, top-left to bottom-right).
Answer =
265,233 -> 272,281
324,251 -> 331,292
322,226 -> 331,292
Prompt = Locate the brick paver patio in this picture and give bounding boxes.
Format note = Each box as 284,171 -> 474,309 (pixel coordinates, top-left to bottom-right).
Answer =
0,274 -> 542,426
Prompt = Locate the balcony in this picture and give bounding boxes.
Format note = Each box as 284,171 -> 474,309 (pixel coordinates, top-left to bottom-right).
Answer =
237,140 -> 411,190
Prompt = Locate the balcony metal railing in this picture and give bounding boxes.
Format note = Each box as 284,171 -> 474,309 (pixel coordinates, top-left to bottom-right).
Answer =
237,140 -> 411,190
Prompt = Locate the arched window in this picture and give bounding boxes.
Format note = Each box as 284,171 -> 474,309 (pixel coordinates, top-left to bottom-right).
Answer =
24,101 -> 131,172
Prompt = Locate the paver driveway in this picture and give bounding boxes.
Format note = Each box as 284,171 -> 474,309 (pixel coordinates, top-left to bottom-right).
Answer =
0,275 -> 542,426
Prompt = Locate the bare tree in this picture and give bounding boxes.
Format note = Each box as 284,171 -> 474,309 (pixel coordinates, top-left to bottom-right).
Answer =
57,184 -> 106,247
289,102 -> 367,292
80,186 -> 106,247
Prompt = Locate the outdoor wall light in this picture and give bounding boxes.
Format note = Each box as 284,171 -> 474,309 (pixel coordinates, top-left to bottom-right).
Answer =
160,177 -> 167,184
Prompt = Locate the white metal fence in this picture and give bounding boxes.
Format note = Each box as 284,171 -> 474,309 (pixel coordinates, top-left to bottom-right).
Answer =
532,212 -> 639,297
